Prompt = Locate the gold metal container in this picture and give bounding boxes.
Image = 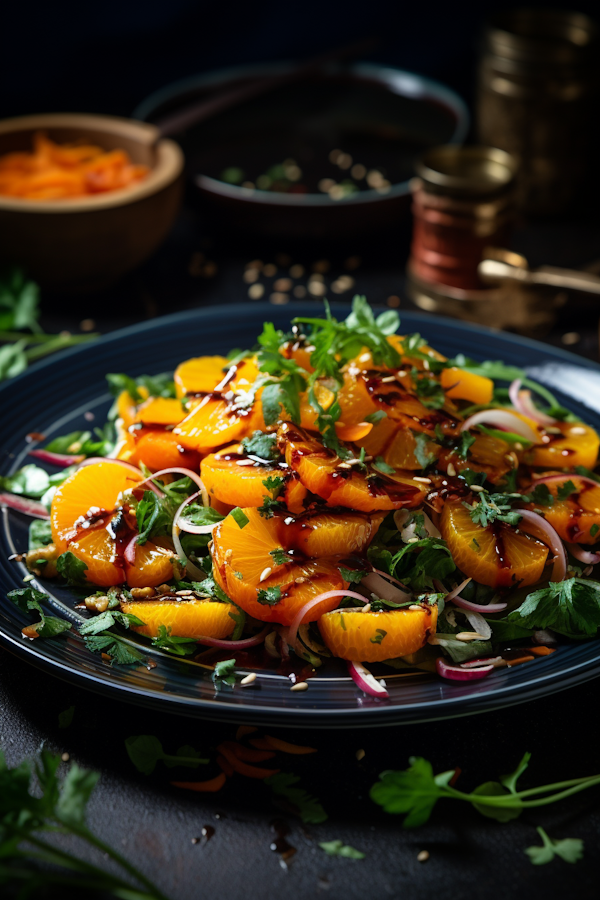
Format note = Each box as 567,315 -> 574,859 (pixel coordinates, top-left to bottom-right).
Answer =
477,9 -> 598,215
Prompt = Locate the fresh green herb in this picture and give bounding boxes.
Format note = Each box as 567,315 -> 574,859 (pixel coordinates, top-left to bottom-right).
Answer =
58,706 -> 75,729
135,490 -> 163,546
28,518 -> 53,551
257,349 -> 307,426
79,609 -> 146,636
228,603 -> 246,640
457,432 -> 475,460
525,827 -> 584,866
476,424 -> 532,447
230,507 -> 250,529
413,432 -> 436,470
557,479 -> 577,501
319,840 -> 365,859
459,468 -> 487,487
263,475 -> 285,498
339,566 -> 365,583
530,483 -> 554,507
370,629 -> 387,644
125,735 -> 208,775
270,547 -> 293,565
212,658 -> 240,689
390,537 -> 455,591
257,585 -> 282,605
151,624 -> 198,657
372,456 -> 396,475
574,465 -> 600,483
591,523 -> 599,538
45,423 -> 116,458
413,372 -> 445,409
265,772 -> 328,824
365,410 -> 387,425
83,633 -> 148,666
508,577 -> 600,637
241,431 -> 281,461
56,551 -> 88,586
7,586 -> 72,639
0,464 -> 51,499
0,747 -> 168,899
370,753 -> 600,828
257,495 -> 285,518
468,491 -> 523,528
106,372 -> 176,403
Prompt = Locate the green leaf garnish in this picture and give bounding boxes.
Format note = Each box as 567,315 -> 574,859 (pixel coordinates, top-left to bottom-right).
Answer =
125,735 -> 208,775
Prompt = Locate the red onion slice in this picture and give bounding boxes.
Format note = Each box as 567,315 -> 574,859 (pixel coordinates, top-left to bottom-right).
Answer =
361,572 -> 411,604
439,577 -> 508,613
78,457 -> 164,496
509,379 -> 557,426
460,410 -> 540,445
124,532 -> 139,566
436,657 -> 494,681
0,492 -> 50,519
288,590 -> 368,648
135,467 -> 208,507
515,508 -> 567,581
371,568 -> 410,591
460,656 -> 506,669
29,449 -> 84,467
463,610 -> 492,640
394,508 -> 440,540
196,625 -> 270,650
530,473 -> 600,492
172,491 -> 207,581
347,660 -> 389,698
175,490 -> 219,535
566,543 -> 600,565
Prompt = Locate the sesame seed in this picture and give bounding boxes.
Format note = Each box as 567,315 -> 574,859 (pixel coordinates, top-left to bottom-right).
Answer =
413,476 -> 432,484
570,426 -> 586,435
61,752 -> 70,762
235,458 -> 257,466
356,748 -> 366,760
417,850 -> 430,862
290,681 -> 308,692
409,604 -> 423,611
259,567 -> 272,583
176,590 -> 194,596
470,484 -> 485,492
446,462 -> 456,477
361,603 -> 372,613
240,672 -> 257,686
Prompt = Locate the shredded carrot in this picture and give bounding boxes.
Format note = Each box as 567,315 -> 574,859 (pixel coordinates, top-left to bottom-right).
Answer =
235,725 -> 258,740
263,735 -> 318,755
0,131 -> 149,200
527,646 -> 556,656
217,745 -> 279,779
171,773 -> 227,793
216,753 -> 235,778
219,741 -> 276,763
505,655 -> 535,667
248,738 -> 273,751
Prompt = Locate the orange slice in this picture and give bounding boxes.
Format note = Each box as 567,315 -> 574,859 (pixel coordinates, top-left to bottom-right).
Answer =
530,475 -> 600,544
280,510 -> 384,557
440,367 -> 494,404
134,397 -> 186,427
526,422 -> 599,470
440,500 -> 549,589
356,415 -> 440,471
174,355 -> 230,399
319,606 -> 438,662
120,598 -> 236,639
131,430 -> 200,472
279,423 -> 426,512
211,507 -> 345,625
201,444 -> 307,513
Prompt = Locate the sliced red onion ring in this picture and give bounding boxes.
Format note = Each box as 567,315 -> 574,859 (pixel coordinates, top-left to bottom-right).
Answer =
195,625 -> 270,650
463,610 -> 492,640
124,532 -> 139,566
515,508 -> 567,581
460,410 -> 540,445
361,572 -> 411,604
437,577 -> 508,613
78,457 -> 164,496
134,467 -> 208,507
347,660 -> 389,698
175,490 -> 218,535
394,508 -> 440,540
530,473 -> 599,492
566,543 -> 600,565
509,380 -> 557,426
0,492 -> 50,519
371,568 -> 409,591
28,449 -> 84,467
288,590 -> 368,648
460,656 -> 506,668
172,491 -> 207,581
436,657 -> 494,681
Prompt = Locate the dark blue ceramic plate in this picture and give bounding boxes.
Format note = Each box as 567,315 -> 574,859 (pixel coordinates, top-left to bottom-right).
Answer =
2,303 -> 600,727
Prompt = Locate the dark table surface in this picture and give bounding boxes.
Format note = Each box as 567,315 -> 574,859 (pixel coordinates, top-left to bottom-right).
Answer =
2,191 -> 600,900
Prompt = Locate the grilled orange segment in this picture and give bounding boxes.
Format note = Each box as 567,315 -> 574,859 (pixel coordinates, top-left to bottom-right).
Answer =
530,475 -> 600,544
279,423 -> 426,512
281,510 -> 384,557
51,462 -> 177,588
526,422 -> 599,470
319,605 -> 438,662
174,355 -> 230,399
120,598 -> 236,639
117,387 -> 148,429
440,367 -> 494,404
356,416 -> 440,471
440,500 -> 549,589
131,430 -> 200,472
174,358 -> 262,452
211,507 -> 346,625
201,444 -> 307,513
134,397 -> 186,427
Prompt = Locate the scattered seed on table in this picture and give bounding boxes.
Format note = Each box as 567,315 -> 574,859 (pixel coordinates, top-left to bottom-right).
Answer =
289,263 -> 304,278
417,850 -> 430,862
387,295 -> 401,307
241,672 -> 257,686
61,752 -> 70,762
84,411 -> 95,421
356,748 -> 366,761
290,681 -> 309,692
293,285 -> 307,298
248,284 -> 265,299
561,331 -> 580,345
263,263 -> 277,277
270,292 -> 289,305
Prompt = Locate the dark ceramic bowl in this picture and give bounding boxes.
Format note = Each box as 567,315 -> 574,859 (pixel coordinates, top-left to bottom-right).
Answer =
134,62 -> 468,240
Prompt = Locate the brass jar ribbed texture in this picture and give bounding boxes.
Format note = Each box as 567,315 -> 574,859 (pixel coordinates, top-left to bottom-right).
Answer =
477,9 -> 598,215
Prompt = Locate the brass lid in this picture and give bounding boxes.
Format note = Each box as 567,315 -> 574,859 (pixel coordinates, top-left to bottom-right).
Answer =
415,145 -> 518,198
484,9 -> 597,65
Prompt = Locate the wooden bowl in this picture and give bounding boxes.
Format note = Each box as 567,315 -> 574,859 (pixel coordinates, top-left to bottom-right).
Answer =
0,113 -> 184,291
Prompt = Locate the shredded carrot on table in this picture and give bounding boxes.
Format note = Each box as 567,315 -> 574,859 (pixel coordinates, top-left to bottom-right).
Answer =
218,741 -> 276,763
527,646 -> 556,656
217,744 -> 279,779
263,736 -> 317,755
0,131 -> 149,200
171,773 -> 227,793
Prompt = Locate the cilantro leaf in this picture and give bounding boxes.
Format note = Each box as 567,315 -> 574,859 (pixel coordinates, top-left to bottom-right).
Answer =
151,624 -> 198,656
413,432 -> 436,470
591,523 -> 599,538
372,456 -> 396,475
365,410 -> 387,425
391,537 -> 455,591
370,629 -> 387,645
270,547 -> 293,565
370,756 -> 449,828
7,586 -> 72,639
557,479 -> 577,501
79,609 -> 145,636
339,566 -> 365,583
230,507 -> 250,529
58,706 -> 75,729
56,551 -> 88,586
28,518 -> 53,551
457,432 -> 475,460
468,492 -> 522,528
212,658 -> 239,689
413,373 -> 445,409
125,735 -> 208,775
500,752 -> 531,794
530,483 -> 554,507
262,475 -> 285,498
134,490 -> 163,546
0,464 -> 50,499
319,840 -> 365,859
525,827 -> 584,866
83,633 -> 147,666
459,468 -> 488,487
241,431 -> 280,461
507,578 -> 600,637
257,496 -> 285,518
45,423 -> 116,458
257,586 -> 282,605
266,772 -> 328,824
106,372 -> 175,402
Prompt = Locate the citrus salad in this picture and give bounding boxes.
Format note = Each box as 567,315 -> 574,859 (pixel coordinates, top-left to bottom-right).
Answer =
6,298 -> 600,697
